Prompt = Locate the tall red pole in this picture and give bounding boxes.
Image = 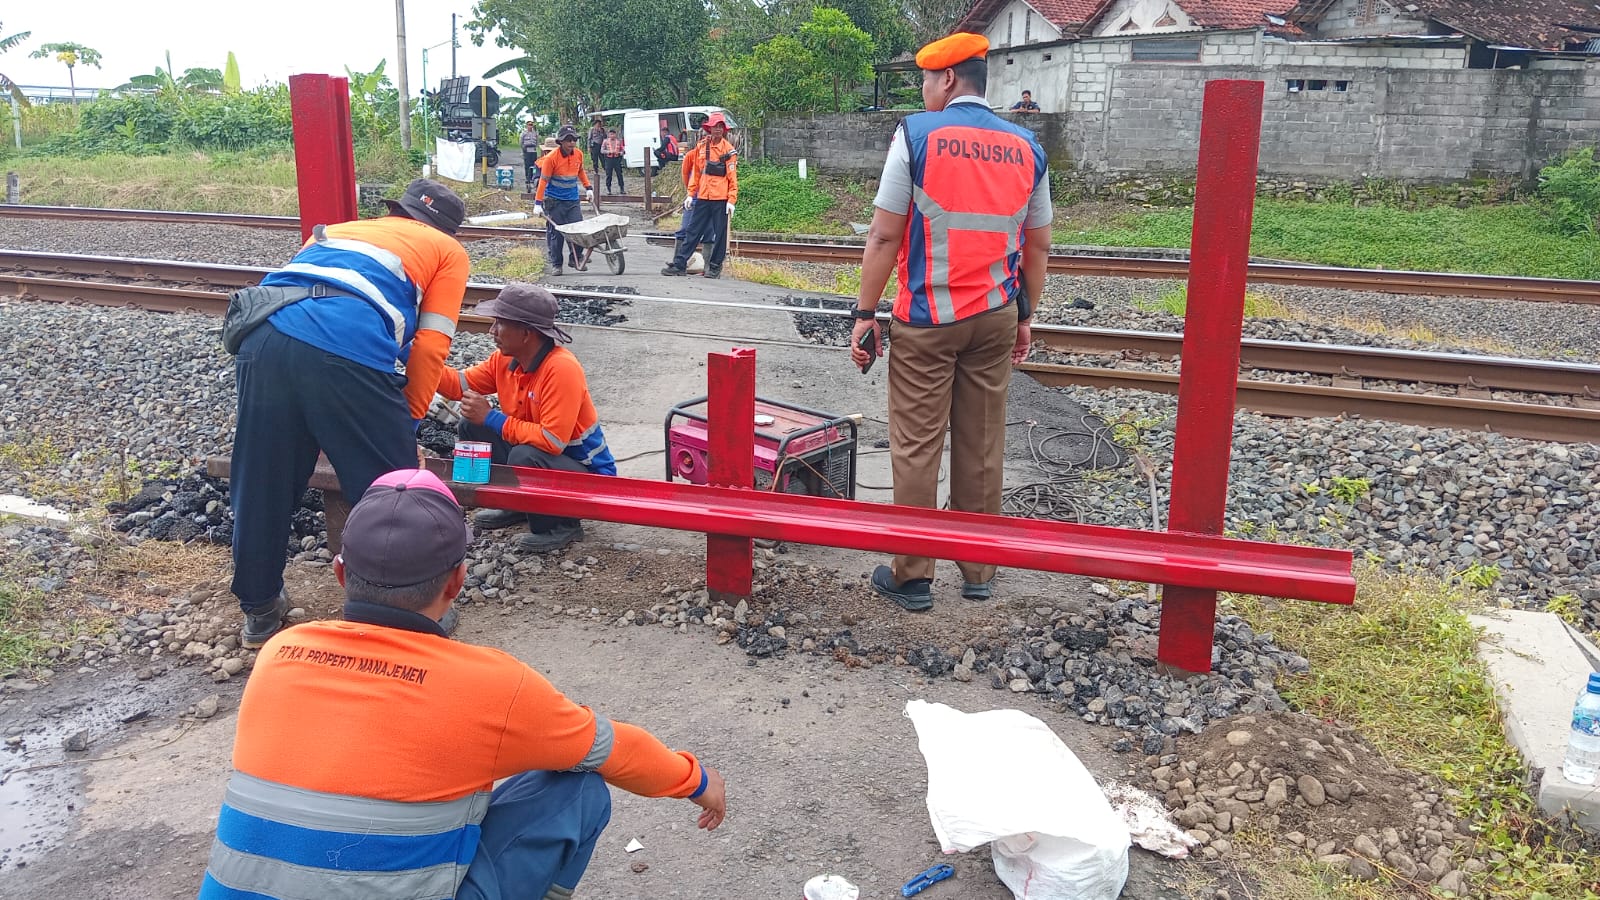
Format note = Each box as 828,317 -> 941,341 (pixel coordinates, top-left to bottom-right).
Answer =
1157,80 -> 1265,674
289,74 -> 359,242
706,348 -> 756,602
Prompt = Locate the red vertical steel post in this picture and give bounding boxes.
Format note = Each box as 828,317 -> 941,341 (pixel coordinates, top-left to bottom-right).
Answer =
288,74 -> 359,243
706,348 -> 757,602
1157,80 -> 1266,675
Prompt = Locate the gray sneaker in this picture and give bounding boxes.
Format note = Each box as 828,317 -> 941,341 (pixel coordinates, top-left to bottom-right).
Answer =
473,508 -> 529,530
517,523 -> 585,553
241,590 -> 290,649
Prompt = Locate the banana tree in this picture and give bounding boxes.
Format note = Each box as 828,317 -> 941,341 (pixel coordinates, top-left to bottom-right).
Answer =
30,41 -> 102,103
1,21 -> 34,109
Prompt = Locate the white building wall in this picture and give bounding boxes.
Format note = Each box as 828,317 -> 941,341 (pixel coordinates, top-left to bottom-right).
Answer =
1093,0 -> 1196,36
981,0 -> 1064,50
1263,40 -> 1466,69
1312,0 -> 1429,39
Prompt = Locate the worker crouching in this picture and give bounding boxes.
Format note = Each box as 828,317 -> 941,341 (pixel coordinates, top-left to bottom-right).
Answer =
435,283 -> 617,553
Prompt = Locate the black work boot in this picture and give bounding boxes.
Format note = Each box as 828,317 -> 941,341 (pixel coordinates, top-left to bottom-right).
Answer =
661,264 -> 687,276
241,589 -> 291,649
870,565 -> 932,612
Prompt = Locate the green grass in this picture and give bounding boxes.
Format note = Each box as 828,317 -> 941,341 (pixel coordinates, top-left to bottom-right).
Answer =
5,150 -> 302,215
1057,199 -> 1600,280
1136,284 -> 1291,318
1229,568 -> 1600,899
0,577 -> 54,677
473,246 -> 546,281
728,163 -> 833,233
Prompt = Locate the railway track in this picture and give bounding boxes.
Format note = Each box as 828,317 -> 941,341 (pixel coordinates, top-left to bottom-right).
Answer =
3,250 -> 1597,442
5,204 -> 1597,303
0,204 -> 542,242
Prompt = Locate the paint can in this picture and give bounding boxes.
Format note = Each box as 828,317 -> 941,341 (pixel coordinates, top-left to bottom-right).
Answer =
451,441 -> 492,483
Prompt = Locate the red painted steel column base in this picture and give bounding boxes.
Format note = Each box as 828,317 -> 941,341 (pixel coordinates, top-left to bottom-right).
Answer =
288,74 -> 359,242
706,349 -> 756,603
1156,79 -> 1267,674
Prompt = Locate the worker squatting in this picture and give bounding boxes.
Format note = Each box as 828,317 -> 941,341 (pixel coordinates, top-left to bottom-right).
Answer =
272,642 -> 430,685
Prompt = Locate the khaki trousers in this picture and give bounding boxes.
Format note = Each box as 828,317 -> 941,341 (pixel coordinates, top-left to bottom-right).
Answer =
888,304 -> 1018,585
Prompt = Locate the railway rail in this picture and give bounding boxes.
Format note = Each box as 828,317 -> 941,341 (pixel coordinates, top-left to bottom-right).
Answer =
0,204 -> 542,243
3,249 -> 1598,442
5,204 -> 1598,303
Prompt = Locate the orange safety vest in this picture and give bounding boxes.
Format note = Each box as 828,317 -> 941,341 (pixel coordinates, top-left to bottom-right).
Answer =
893,103 -> 1047,326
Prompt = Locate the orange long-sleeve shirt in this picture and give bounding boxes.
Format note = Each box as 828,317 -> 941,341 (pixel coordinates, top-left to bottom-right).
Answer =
687,136 -> 738,203
534,147 -> 592,201
235,621 -> 705,802
437,346 -> 617,473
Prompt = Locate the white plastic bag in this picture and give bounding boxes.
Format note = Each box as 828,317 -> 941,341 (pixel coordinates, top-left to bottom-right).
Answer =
906,700 -> 1129,900
434,138 -> 476,182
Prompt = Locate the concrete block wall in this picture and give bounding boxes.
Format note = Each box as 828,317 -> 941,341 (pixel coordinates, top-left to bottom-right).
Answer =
759,112 -> 1073,176
1313,0 -> 1430,40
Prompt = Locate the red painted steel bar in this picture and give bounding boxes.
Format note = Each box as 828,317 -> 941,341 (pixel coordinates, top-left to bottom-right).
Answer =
459,465 -> 1356,604
705,349 -> 756,600
288,74 -> 359,242
1158,80 -> 1267,674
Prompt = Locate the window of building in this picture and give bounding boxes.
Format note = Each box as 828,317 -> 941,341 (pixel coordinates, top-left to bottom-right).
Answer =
1006,57 -> 1015,65
1131,38 -> 1203,62
1007,11 -> 1014,47
1025,10 -> 1033,43
1043,53 -> 1053,61
1286,79 -> 1305,92
1308,79 -> 1328,90
1334,80 -> 1350,92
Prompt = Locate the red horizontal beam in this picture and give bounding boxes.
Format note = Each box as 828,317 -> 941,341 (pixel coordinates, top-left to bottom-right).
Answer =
435,461 -> 1355,605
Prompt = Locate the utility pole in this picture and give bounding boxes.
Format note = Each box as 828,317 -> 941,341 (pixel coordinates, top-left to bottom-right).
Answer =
451,13 -> 458,79
395,0 -> 413,151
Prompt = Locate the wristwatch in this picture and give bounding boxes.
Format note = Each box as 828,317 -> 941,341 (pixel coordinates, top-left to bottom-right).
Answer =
850,307 -> 877,319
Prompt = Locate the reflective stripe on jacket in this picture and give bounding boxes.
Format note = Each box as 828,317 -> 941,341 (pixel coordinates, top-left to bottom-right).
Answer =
262,216 -> 469,419
894,104 -> 1046,326
535,149 -> 591,202
199,771 -> 487,899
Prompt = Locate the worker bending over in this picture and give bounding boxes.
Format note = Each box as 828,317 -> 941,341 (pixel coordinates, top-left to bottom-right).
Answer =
228,178 -> 470,649
436,283 -> 616,553
200,467 -> 727,900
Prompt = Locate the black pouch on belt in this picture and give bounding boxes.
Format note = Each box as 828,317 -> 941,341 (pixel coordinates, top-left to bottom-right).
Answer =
221,283 -> 335,354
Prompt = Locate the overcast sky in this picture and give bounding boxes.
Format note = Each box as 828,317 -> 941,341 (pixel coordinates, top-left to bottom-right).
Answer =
4,1 -> 509,95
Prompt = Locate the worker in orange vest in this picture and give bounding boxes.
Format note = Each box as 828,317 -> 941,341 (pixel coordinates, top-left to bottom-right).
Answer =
849,32 -> 1052,611
534,125 -> 594,275
662,112 -> 738,279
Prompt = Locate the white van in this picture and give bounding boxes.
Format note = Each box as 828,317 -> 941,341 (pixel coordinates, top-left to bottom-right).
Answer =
595,105 -> 739,169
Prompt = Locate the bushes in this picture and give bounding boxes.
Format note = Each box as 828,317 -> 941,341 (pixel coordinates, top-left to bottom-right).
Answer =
1538,147 -> 1600,235
728,163 -> 832,232
31,87 -> 292,157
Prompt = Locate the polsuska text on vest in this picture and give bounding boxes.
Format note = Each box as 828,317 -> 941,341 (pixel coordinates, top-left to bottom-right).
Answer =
932,137 -> 1025,165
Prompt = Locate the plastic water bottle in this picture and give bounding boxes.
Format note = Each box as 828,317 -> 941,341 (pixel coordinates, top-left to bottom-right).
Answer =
1562,672 -> 1600,785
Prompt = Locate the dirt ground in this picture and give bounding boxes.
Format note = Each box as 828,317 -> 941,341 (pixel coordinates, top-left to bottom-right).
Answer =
0,536 -> 1215,900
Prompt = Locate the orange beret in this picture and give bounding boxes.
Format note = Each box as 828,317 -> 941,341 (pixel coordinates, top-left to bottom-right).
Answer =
915,32 -> 990,70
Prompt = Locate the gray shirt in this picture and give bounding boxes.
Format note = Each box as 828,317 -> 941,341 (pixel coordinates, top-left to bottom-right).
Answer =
873,96 -> 1053,229
521,129 -> 541,152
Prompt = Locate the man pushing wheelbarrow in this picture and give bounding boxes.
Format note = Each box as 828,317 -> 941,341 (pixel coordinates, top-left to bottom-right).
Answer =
533,125 -> 594,276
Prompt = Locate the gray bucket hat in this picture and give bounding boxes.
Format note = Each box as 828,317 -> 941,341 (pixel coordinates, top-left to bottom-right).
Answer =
475,283 -> 572,344
383,178 -> 466,235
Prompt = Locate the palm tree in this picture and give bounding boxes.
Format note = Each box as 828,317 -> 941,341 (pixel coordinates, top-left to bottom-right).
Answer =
30,41 -> 101,103
0,21 -> 32,109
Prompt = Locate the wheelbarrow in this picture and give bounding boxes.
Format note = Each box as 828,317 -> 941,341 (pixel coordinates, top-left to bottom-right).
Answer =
554,213 -> 631,275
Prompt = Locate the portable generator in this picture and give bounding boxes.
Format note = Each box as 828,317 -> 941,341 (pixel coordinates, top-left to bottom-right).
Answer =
664,397 -> 858,499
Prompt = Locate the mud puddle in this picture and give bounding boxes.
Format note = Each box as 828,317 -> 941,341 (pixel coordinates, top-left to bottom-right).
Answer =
0,668 -> 206,872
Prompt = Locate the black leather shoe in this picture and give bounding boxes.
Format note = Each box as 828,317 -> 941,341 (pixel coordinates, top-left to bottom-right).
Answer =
870,565 -> 932,612
661,265 -> 687,276
474,508 -> 528,530
241,590 -> 290,649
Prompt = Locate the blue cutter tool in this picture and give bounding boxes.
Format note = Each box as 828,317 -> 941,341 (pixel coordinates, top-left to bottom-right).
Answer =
901,863 -> 954,897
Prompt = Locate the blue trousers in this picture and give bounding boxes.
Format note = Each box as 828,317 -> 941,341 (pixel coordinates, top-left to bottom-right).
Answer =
545,198 -> 583,269
457,771 -> 612,900
670,200 -> 728,270
229,323 -> 415,611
